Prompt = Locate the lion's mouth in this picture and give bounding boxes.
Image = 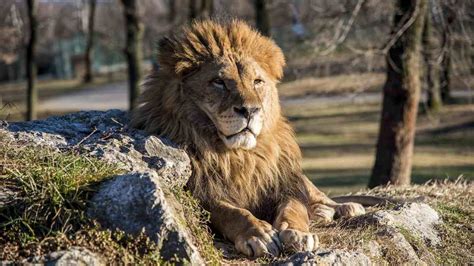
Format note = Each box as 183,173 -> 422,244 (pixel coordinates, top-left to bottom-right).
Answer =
221,127 -> 255,139
217,127 -> 257,150
222,128 -> 255,139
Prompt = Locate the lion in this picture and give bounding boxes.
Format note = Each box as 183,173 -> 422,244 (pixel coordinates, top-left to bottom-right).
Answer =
131,19 -> 366,258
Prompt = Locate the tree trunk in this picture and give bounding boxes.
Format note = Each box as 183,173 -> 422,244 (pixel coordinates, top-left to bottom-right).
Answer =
440,6 -> 454,101
369,0 -> 427,188
121,0 -> 143,111
83,0 -> 96,83
422,0 -> 441,111
199,0 -> 213,19
26,0 -> 37,121
254,0 -> 270,37
167,0 -> 176,23
189,0 -> 197,21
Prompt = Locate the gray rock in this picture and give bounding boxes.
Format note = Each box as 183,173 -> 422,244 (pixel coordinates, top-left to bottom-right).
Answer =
1,110 -> 200,263
88,172 -> 202,263
280,249 -> 371,266
359,203 -> 441,246
2,110 -> 191,188
22,247 -> 104,266
44,247 -> 105,266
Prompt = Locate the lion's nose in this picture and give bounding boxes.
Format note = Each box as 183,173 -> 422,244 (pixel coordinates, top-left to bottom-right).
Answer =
233,106 -> 260,119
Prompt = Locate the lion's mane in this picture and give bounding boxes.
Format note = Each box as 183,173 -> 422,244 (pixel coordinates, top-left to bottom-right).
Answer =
132,20 -> 308,219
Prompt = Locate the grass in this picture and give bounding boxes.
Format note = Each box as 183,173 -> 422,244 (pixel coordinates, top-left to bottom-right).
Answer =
364,179 -> 474,264
279,72 -> 385,98
284,101 -> 474,195
0,135 -> 221,263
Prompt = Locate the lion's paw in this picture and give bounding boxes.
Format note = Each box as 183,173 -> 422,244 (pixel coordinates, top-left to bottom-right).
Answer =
279,229 -> 319,252
234,221 -> 281,258
335,202 -> 365,218
310,203 -> 336,224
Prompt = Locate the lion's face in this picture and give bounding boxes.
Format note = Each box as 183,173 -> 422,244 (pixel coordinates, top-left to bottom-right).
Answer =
182,56 -> 279,150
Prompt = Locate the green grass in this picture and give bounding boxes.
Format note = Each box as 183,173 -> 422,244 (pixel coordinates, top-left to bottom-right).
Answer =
284,102 -> 474,195
0,134 -> 221,263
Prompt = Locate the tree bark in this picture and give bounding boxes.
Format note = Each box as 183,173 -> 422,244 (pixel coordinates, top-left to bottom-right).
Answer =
440,6 -> 454,101
83,0 -> 96,83
422,0 -> 442,111
26,0 -> 37,121
369,0 -> 427,188
189,0 -> 213,21
199,0 -> 213,19
189,0 -> 197,21
254,0 -> 270,37
121,0 -> 143,111
167,0 -> 176,23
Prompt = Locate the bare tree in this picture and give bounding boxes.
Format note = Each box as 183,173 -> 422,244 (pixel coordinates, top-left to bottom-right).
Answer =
189,0 -> 213,22
254,0 -> 270,36
121,0 -> 143,111
199,0 -> 213,19
422,0 -> 441,111
167,0 -> 176,23
26,0 -> 37,121
83,0 -> 96,83
369,0 -> 427,188
439,4 -> 455,101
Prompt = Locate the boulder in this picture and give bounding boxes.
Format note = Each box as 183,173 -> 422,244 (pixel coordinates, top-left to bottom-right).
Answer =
1,110 -> 201,264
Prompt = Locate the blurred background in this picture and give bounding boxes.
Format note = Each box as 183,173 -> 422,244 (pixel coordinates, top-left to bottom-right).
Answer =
0,0 -> 472,194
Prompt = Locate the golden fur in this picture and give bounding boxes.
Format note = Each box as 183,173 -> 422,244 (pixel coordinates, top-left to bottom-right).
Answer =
132,19 -> 365,257
132,20 -> 307,215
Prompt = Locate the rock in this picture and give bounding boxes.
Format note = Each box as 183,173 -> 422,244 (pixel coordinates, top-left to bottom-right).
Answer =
44,247 -> 105,266
356,203 -> 441,246
2,110 -> 191,188
280,250 -> 371,266
1,110 -> 201,263
23,247 -> 105,266
88,172 -> 202,263
348,202 -> 442,264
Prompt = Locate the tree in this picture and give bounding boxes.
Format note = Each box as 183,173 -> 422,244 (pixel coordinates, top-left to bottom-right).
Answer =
167,0 -> 176,23
26,0 -> 37,121
83,0 -> 96,83
189,0 -> 213,22
199,0 -> 213,19
439,4 -> 455,101
254,0 -> 270,36
121,0 -> 143,111
369,0 -> 427,188
422,0 -> 441,111
189,0 -> 197,21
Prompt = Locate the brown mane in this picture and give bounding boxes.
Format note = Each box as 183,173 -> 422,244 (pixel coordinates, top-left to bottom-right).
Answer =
131,20 -> 307,219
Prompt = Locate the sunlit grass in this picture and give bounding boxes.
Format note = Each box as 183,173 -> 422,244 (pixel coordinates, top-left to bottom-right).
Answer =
286,102 -> 474,195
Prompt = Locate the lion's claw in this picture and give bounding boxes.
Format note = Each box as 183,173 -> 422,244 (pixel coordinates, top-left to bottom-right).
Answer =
279,229 -> 319,252
235,224 -> 281,258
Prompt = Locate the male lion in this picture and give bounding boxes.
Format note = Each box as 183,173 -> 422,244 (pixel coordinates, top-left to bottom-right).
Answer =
132,20 -> 365,258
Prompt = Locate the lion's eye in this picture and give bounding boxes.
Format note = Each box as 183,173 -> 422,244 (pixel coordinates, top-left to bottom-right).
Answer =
254,79 -> 265,87
211,79 -> 226,90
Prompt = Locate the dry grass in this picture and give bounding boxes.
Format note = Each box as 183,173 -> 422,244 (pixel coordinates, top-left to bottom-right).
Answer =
0,137 -> 221,264
279,73 -> 385,98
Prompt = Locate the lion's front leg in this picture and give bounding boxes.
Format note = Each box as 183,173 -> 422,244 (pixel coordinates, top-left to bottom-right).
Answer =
273,198 -> 319,252
302,178 -> 365,223
210,201 -> 281,258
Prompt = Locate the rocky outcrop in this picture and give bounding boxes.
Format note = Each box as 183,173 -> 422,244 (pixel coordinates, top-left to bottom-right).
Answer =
1,110 -> 201,264
0,110 -> 447,265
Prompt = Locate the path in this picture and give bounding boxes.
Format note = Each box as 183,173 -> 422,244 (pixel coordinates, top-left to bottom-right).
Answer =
39,81 -> 472,113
